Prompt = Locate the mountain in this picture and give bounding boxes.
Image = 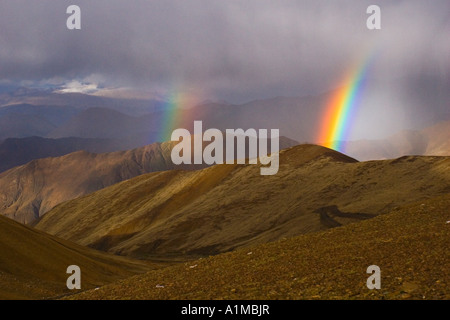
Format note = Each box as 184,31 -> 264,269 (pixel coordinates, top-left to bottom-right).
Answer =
36,145 -> 450,260
0,214 -> 152,300
0,113 -> 57,140
0,103 -> 79,127
68,193 -> 450,300
45,95 -> 328,142
345,120 -> 450,161
0,103 -> 82,140
0,136 -> 297,224
1,87 -> 449,158
1,91 -> 330,144
0,104 -> 80,140
47,107 -> 159,140
0,136 -> 136,173
0,142 -> 175,224
170,95 -> 329,144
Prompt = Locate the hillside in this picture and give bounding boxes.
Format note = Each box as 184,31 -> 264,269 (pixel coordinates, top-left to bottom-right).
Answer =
0,136 -> 297,224
0,104 -> 80,140
0,142 -> 175,224
0,214 -> 153,300
68,194 -> 450,300
0,136 -> 136,173
36,144 -> 450,260
0,113 -> 57,140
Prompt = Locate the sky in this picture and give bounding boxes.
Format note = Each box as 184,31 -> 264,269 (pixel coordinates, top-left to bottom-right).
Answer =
0,0 -> 449,139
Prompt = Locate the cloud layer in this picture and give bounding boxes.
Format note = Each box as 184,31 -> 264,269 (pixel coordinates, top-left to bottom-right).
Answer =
0,1 -> 448,101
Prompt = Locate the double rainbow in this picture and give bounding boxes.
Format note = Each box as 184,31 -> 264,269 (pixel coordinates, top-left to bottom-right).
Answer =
318,54 -> 375,152
158,54 -> 375,150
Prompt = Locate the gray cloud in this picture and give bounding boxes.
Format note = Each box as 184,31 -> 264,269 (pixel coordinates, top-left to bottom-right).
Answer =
0,0 -> 448,108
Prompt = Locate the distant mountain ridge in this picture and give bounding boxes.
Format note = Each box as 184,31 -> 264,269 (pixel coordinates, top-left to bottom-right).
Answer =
0,88 -> 164,116
1,89 -> 449,161
47,107 -> 159,140
0,136 -> 137,173
0,94 -> 329,144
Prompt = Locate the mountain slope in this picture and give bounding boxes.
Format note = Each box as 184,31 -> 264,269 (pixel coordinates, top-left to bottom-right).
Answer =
0,214 -> 152,300
69,194 -> 450,300
0,113 -> 57,140
0,103 -> 79,126
36,145 -> 450,260
0,136 -> 137,173
0,142 -> 175,224
0,136 -> 297,224
47,107 -> 158,140
0,104 -> 80,140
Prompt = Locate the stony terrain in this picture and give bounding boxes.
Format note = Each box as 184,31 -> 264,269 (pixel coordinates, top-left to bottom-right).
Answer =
68,194 -> 450,300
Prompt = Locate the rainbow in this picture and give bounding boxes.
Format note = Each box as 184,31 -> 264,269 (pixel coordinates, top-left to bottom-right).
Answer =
318,54 -> 374,152
158,92 -> 182,142
157,89 -> 203,142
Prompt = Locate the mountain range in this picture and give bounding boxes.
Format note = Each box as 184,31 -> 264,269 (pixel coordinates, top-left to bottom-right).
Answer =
0,142 -> 448,299
2,88 -> 450,158
35,145 -> 450,260
0,136 -> 136,173
0,87 -> 449,300
2,90 -> 449,170
0,137 -> 297,224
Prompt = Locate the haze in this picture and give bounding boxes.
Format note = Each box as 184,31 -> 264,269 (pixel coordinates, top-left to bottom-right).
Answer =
0,0 -> 449,139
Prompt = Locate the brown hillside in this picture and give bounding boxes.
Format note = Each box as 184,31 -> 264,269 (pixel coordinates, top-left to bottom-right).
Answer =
68,194 -> 450,300
0,136 -> 297,224
0,142 -> 175,224
37,144 -> 450,260
0,215 -> 153,300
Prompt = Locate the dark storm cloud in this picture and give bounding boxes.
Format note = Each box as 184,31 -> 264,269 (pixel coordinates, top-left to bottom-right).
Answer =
0,0 -> 449,103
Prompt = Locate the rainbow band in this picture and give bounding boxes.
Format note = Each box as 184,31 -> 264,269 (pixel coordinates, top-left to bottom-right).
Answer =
159,92 -> 180,142
319,54 -> 374,152
157,90 -> 202,142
